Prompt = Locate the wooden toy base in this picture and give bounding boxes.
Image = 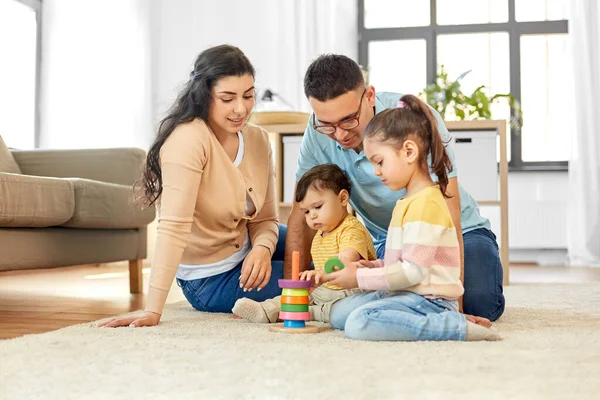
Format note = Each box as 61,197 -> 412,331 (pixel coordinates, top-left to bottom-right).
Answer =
269,324 -> 330,334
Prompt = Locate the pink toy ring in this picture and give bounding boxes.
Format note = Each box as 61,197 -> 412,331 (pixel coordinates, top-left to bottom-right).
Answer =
279,311 -> 311,321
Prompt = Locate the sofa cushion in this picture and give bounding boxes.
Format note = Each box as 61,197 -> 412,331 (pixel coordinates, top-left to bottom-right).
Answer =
0,136 -> 22,174
61,178 -> 155,229
0,173 -> 74,227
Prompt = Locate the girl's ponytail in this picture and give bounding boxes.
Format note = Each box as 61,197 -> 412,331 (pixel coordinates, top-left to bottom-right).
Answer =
398,94 -> 453,197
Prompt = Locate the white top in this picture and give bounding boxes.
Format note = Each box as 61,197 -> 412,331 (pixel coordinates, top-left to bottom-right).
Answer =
176,132 -> 255,281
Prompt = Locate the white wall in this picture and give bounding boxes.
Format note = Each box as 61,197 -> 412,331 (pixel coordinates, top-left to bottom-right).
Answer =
40,0 -> 153,149
150,0 -> 357,132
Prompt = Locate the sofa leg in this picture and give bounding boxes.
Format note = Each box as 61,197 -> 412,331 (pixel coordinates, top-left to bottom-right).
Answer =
129,259 -> 144,294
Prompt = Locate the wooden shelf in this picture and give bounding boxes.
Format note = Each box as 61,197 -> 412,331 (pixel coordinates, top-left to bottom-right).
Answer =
478,201 -> 502,206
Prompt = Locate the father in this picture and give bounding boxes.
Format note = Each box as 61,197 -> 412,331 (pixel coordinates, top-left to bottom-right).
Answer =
283,54 -> 505,321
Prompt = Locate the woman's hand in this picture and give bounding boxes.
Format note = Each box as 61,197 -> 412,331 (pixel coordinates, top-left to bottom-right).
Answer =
240,245 -> 272,291
320,261 -> 359,289
97,311 -> 161,328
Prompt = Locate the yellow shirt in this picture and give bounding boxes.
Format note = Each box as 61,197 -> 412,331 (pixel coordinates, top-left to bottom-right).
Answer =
311,214 -> 377,290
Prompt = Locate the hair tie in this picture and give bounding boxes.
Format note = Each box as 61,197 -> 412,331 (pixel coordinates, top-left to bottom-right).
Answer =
396,100 -> 406,109
191,71 -> 202,81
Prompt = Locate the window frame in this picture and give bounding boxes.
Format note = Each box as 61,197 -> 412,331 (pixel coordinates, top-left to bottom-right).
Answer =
358,0 -> 569,171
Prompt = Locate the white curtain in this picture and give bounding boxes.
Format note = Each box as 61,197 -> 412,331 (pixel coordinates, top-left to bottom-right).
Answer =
151,0 -> 357,122
40,0 -> 153,150
567,0 -> 600,267
272,0 -> 358,112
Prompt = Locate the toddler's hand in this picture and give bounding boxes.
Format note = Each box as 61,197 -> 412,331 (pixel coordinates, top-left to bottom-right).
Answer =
300,269 -> 326,286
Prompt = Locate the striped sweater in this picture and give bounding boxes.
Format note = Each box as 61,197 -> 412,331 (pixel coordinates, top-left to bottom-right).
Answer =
356,185 -> 464,300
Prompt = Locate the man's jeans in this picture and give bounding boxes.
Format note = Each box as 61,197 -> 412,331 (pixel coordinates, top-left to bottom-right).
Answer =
177,225 -> 287,313
375,227 -> 505,321
330,291 -> 467,341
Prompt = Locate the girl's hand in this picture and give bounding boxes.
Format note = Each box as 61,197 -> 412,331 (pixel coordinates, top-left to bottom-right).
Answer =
97,311 -> 161,328
320,261 -> 359,289
356,259 -> 384,269
240,245 -> 272,291
300,269 -> 326,286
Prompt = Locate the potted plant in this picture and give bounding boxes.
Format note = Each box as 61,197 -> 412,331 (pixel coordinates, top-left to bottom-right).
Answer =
420,65 -> 523,132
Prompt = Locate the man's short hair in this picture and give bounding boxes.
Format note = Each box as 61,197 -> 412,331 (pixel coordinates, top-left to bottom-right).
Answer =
295,164 -> 352,203
304,54 -> 365,101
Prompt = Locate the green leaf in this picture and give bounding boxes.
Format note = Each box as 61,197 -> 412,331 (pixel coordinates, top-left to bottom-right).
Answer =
421,65 -> 523,132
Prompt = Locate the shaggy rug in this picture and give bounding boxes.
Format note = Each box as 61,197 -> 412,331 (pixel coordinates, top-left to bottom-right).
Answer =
1,283 -> 599,399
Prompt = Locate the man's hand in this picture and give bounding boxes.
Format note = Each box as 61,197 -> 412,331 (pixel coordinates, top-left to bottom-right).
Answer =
240,245 -> 272,291
320,261 -> 359,289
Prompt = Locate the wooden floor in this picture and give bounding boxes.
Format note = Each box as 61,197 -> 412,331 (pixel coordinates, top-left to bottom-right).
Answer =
1,262 -> 600,340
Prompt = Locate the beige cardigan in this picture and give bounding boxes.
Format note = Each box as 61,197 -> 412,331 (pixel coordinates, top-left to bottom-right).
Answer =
145,119 -> 278,314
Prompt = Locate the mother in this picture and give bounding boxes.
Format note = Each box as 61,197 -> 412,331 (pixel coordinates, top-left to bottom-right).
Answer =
101,45 -> 285,327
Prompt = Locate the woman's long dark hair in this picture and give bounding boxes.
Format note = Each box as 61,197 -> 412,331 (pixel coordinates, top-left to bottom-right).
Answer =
364,94 -> 453,197
139,45 -> 255,206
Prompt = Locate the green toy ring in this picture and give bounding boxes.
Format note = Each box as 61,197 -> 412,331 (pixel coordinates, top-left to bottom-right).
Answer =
324,256 -> 345,274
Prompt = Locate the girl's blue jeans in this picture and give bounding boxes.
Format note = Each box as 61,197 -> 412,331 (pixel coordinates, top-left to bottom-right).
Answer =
176,225 -> 287,313
375,227 -> 505,322
330,291 -> 467,341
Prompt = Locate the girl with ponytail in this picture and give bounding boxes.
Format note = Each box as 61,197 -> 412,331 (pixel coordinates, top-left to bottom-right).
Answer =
363,94 -> 453,197
321,94 -> 500,342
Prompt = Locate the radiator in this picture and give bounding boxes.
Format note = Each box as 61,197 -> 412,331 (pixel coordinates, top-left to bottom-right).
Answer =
481,200 -> 567,250
508,201 -> 567,249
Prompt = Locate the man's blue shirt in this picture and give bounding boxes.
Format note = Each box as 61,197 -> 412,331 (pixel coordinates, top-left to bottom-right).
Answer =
296,91 -> 490,250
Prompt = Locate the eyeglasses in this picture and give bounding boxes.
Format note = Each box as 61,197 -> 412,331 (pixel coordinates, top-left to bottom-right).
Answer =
313,88 -> 366,135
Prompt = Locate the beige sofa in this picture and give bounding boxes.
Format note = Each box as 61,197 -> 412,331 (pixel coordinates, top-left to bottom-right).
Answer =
0,136 -> 155,293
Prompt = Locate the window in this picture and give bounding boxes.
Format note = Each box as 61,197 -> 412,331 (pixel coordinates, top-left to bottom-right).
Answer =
0,0 -> 41,149
368,39 -> 427,96
364,0 -> 430,28
358,0 -> 570,170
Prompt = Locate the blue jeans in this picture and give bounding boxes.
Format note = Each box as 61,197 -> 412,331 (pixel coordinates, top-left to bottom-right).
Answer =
375,227 -> 505,321
176,225 -> 287,313
330,291 -> 467,341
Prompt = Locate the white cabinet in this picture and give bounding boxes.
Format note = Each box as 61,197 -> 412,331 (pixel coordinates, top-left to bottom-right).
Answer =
450,130 -> 502,245
282,136 -> 303,204
451,130 -> 498,201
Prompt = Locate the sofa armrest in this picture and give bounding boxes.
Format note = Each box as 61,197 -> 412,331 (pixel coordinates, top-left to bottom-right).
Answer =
11,148 -> 146,186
